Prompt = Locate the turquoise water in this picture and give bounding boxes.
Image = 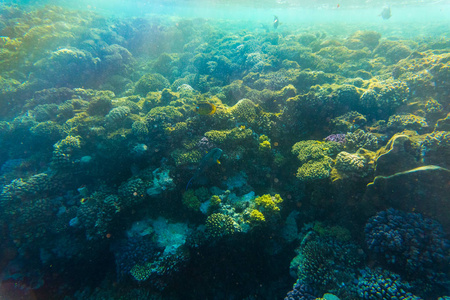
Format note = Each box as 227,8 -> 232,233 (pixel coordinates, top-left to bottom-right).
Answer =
0,0 -> 450,299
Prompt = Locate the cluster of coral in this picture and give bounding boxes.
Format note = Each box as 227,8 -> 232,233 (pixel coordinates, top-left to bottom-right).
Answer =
0,3 -> 449,299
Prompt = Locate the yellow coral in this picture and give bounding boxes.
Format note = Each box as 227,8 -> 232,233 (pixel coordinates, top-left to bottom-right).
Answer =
210,195 -> 221,206
259,140 -> 271,152
259,135 -> 269,142
254,194 -> 283,213
249,209 -> 266,223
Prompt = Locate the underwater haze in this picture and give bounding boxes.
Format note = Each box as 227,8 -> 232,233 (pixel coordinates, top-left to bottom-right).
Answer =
0,0 -> 450,299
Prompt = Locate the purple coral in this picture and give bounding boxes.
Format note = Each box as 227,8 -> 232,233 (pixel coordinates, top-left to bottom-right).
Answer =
197,136 -> 215,152
284,280 -> 317,300
325,133 -> 346,143
365,208 -> 450,280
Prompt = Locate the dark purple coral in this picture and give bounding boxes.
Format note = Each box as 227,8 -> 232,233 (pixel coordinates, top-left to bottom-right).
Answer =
284,280 -> 317,300
197,136 -> 216,153
325,133 -> 346,144
365,208 -> 450,281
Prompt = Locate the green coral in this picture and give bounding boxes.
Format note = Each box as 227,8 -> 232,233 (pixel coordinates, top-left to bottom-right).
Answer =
29,121 -> 64,141
258,135 -> 272,152
421,131 -> 450,168
292,140 -> 331,163
312,222 -> 352,242
172,149 -> 202,166
194,187 -> 210,202
164,122 -> 189,139
135,73 -> 170,96
204,130 -> 229,144
51,135 -> 81,169
105,106 -> 131,125
386,114 -> 428,132
227,127 -> 253,142
130,263 -> 153,282
316,45 -> 370,63
296,158 -> 332,182
345,129 -> 378,151
347,30 -> 381,50
335,151 -> 365,172
210,195 -> 221,206
205,213 -> 240,238
294,234 -> 362,292
292,140 -> 335,182
361,79 -> 409,113
131,119 -> 149,136
229,98 -> 259,124
146,106 -> 183,124
204,127 -> 253,146
182,190 -> 201,211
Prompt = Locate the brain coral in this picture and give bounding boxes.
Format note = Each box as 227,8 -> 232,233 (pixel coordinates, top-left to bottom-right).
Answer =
229,98 -> 259,125
334,151 -> 367,175
386,114 -> 428,132
344,129 -> 378,152
105,106 -> 131,124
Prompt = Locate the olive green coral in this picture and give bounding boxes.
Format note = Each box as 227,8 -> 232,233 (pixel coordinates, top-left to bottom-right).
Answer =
334,151 -> 369,177
134,73 -> 170,96
182,190 -> 201,211
292,140 -> 331,163
172,149 -> 202,166
130,263 -> 152,281
52,135 -> 81,169
229,98 -> 259,124
292,140 -> 335,182
204,127 -> 253,146
386,114 -> 428,132
205,213 -> 240,238
296,158 -> 332,182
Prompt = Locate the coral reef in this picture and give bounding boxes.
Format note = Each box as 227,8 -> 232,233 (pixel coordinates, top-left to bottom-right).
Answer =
284,280 -> 317,300
365,208 -> 450,284
291,231 -> 362,296
0,3 -> 449,299
357,268 -> 422,300
205,213 -> 241,238
292,140 -> 337,182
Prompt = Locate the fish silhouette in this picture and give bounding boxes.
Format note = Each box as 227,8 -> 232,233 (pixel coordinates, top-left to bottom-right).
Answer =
186,148 -> 223,190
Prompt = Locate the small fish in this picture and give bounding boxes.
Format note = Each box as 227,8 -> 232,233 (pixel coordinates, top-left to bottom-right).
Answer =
186,148 -> 223,190
195,102 -> 216,115
273,16 -> 279,29
380,6 -> 391,20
